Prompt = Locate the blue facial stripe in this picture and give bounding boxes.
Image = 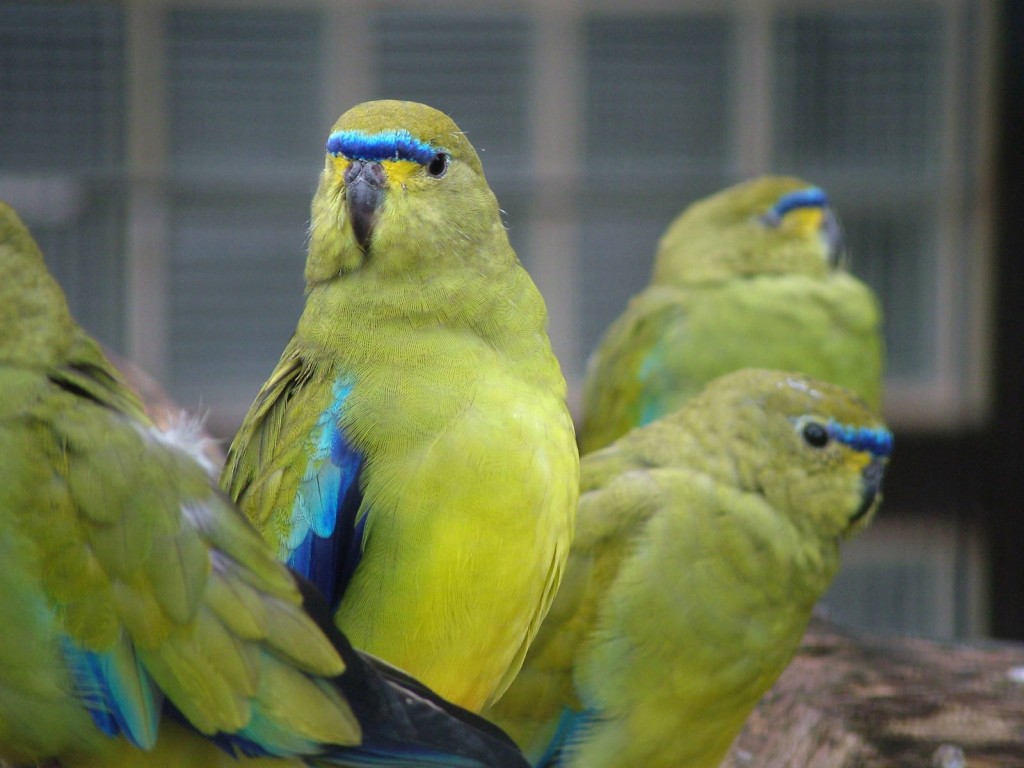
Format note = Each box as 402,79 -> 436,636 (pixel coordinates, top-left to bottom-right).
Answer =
828,420 -> 894,458
327,129 -> 439,165
761,186 -> 828,227
286,378 -> 366,609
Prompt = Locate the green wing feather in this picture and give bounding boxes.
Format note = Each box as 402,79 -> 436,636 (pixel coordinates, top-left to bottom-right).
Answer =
0,201 -> 356,764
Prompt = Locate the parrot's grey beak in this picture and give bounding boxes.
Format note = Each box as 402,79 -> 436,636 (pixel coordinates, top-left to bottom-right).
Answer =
850,457 -> 886,525
344,160 -> 386,251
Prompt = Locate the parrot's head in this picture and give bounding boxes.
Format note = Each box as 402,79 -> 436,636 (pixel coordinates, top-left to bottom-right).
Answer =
712,369 -> 893,542
651,176 -> 844,286
0,200 -> 75,366
305,100 -> 507,284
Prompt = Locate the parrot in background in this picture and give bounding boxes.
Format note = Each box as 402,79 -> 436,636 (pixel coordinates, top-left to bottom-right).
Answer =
221,100 -> 579,713
484,368 -> 893,768
0,200 -> 531,768
579,176 -> 884,454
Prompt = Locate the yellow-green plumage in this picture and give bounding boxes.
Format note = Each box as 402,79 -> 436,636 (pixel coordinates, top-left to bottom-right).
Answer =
222,101 -> 579,713
580,176 -> 883,454
0,201 -> 534,768
485,369 -> 892,768
0,202 -> 355,767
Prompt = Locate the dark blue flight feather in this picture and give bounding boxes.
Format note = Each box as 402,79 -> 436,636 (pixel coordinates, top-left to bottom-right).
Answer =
286,379 -> 367,610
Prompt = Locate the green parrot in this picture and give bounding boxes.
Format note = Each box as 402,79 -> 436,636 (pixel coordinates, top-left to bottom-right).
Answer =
579,176 -> 884,454
221,100 -> 579,713
484,369 -> 893,768
0,200 -> 532,768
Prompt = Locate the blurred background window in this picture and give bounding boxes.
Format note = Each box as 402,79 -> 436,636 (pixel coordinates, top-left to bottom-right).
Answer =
0,0 -> 1000,641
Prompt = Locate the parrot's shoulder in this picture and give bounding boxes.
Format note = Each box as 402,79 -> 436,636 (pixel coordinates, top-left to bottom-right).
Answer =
588,286 -> 692,370
820,271 -> 884,329
222,346 -> 336,508
701,270 -> 881,332
0,364 -> 47,416
575,463 -> 666,550
241,347 -> 312,427
579,288 -> 695,453
48,330 -> 149,423
521,466 -> 667,678
570,465 -> 687,611
483,463 -> 671,753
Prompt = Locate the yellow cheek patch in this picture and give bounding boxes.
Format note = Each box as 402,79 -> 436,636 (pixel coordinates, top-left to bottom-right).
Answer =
329,157 -> 422,188
780,207 -> 825,238
330,155 -> 349,173
843,449 -> 872,473
380,159 -> 421,186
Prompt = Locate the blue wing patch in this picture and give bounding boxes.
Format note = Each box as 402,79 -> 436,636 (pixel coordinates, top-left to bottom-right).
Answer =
61,636 -> 162,750
637,344 -> 672,428
285,379 -> 366,609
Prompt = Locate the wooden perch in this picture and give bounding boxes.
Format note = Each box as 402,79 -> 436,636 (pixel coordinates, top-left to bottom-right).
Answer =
722,617 -> 1024,767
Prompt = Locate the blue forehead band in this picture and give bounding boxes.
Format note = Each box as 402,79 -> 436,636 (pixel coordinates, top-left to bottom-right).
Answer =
761,187 -> 828,227
828,420 -> 894,458
326,129 -> 439,165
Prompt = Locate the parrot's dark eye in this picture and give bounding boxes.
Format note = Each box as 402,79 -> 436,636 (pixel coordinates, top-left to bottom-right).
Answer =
801,421 -> 831,449
427,152 -> 449,178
